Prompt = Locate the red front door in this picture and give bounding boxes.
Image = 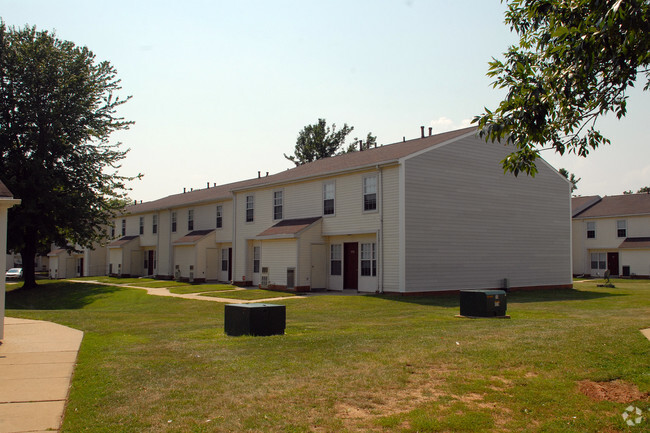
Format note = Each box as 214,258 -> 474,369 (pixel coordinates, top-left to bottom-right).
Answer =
228,248 -> 233,281
344,242 -> 358,290
147,250 -> 154,275
607,252 -> 619,276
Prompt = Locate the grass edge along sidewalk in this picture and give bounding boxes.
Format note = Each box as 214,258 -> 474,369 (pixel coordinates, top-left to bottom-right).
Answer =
66,278 -> 303,303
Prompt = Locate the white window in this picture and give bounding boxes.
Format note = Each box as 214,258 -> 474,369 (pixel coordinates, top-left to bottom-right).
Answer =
273,191 -> 283,220
121,219 -> 126,236
216,205 -> 223,228
360,243 -> 376,276
363,176 -> 377,211
188,209 -> 194,231
152,214 -> 158,234
139,217 -> 144,235
330,244 -> 342,275
586,222 -> 595,239
591,252 -> 606,270
253,246 -> 260,273
221,248 -> 229,271
323,181 -> 335,215
111,225 -> 115,238
617,220 -> 627,238
171,211 -> 177,233
246,195 -> 254,222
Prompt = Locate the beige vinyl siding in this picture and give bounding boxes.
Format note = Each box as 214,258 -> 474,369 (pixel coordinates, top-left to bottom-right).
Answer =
84,247 -> 107,276
297,220 -> 324,288
403,135 -> 571,292
260,239 -> 297,287
157,211 -> 172,277
174,245 -> 194,279
215,200 -> 232,242
321,170 -> 381,235
138,212 -> 158,247
233,190 -> 274,281
620,250 -> 650,276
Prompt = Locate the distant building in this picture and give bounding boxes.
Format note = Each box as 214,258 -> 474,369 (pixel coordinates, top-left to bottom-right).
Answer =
572,193 -> 650,277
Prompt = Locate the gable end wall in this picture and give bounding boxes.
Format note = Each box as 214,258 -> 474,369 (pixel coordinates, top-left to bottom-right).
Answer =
403,135 -> 571,292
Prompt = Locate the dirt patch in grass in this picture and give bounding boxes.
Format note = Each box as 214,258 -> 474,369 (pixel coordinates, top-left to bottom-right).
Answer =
333,364 -> 448,430
578,380 -> 649,403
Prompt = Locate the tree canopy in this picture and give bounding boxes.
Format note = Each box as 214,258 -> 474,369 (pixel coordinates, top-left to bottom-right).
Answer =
284,119 -> 376,166
0,23 -> 137,288
474,0 -> 650,176
624,186 -> 650,194
558,168 -> 580,193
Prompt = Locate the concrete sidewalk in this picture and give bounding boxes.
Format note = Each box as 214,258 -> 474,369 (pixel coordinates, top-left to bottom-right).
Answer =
0,317 -> 83,433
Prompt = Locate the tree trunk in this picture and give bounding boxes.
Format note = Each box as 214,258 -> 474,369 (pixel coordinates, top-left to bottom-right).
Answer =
20,233 -> 38,289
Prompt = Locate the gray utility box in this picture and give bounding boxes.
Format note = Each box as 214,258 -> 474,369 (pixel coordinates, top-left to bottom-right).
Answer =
459,290 -> 507,317
224,303 -> 286,336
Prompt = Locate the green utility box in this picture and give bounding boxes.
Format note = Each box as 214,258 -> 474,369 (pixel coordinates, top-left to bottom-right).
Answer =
459,290 -> 507,317
224,303 -> 286,336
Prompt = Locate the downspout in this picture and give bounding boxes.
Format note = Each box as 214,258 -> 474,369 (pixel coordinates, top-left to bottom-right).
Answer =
377,165 -> 384,293
169,209 -> 174,279
155,211 -> 160,278
231,194 -> 237,284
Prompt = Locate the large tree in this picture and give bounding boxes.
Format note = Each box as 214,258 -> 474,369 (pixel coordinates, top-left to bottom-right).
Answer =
474,0 -> 650,176
558,168 -> 580,193
284,119 -> 355,166
0,23 -> 137,288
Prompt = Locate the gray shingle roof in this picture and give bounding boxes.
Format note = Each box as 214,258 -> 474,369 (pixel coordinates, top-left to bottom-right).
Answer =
571,195 -> 601,217
573,194 -> 650,218
125,127 -> 477,214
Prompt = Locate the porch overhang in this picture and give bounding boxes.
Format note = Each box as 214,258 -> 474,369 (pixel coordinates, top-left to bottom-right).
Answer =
108,236 -> 140,249
173,229 -> 215,246
255,217 -> 321,240
618,237 -> 650,249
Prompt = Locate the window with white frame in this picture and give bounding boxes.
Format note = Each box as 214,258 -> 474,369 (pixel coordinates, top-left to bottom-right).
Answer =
246,195 -> 254,222
171,212 -> 177,233
617,220 -> 627,238
590,252 -> 606,270
221,248 -> 228,271
216,205 -> 223,228
111,225 -> 115,238
121,219 -> 126,236
253,246 -> 260,273
152,214 -> 158,234
273,191 -> 283,220
360,243 -> 376,276
139,217 -> 144,235
323,181 -> 335,215
363,176 -> 377,211
330,244 -> 342,275
586,222 -> 595,239
188,209 -> 194,231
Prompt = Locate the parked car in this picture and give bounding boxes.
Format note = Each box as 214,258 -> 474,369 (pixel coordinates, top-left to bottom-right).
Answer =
5,268 -> 23,279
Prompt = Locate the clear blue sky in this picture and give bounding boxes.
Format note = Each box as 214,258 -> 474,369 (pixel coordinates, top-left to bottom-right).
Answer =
3,0 -> 649,201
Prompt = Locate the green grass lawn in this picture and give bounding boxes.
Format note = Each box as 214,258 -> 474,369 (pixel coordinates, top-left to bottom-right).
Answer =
5,279 -> 650,432
200,288 -> 297,300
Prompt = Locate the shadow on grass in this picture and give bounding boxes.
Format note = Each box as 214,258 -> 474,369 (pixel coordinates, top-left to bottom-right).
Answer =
6,281 -> 123,310
369,288 -> 623,307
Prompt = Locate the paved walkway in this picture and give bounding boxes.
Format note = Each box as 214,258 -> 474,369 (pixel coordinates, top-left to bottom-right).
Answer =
67,279 -> 312,303
642,328 -> 650,341
0,317 -> 83,433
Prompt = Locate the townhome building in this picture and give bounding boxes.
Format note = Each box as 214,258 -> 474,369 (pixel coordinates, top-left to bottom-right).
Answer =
572,193 -> 650,277
85,126 -> 572,293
